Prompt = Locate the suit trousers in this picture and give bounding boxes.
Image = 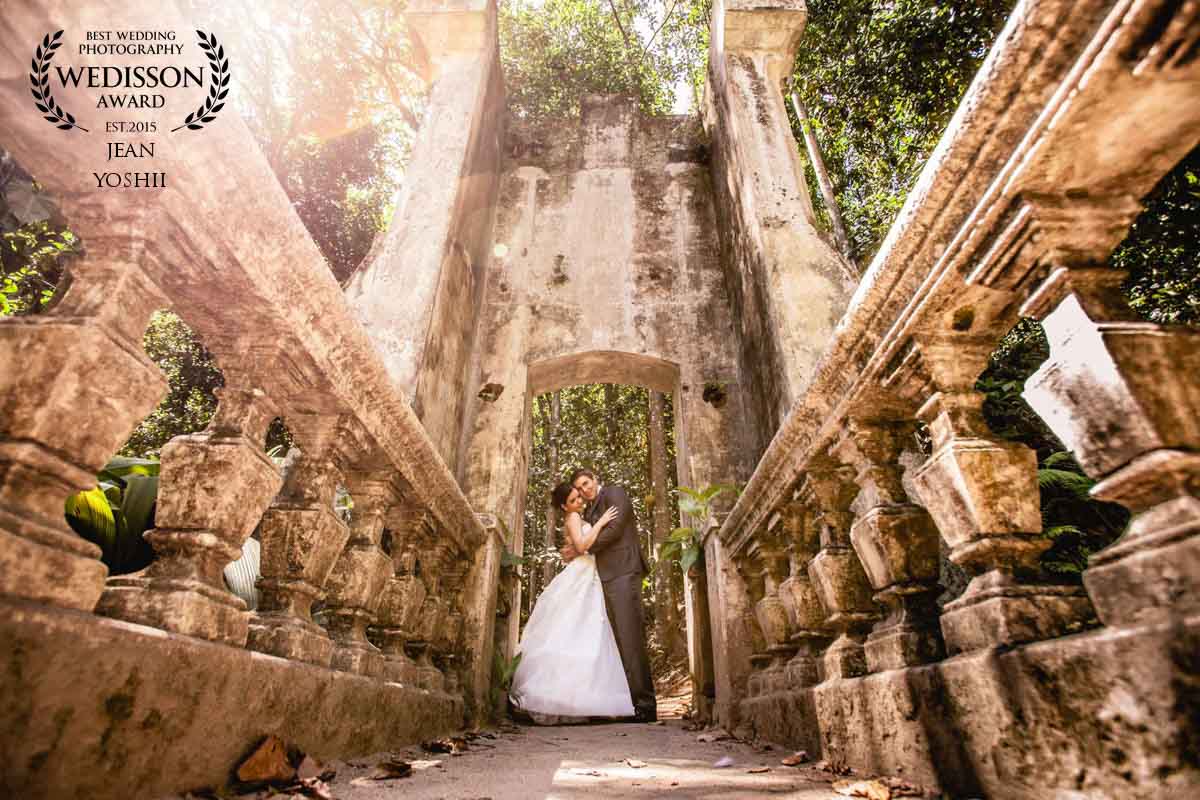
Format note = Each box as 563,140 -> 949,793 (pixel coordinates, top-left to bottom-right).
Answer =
601,571 -> 656,715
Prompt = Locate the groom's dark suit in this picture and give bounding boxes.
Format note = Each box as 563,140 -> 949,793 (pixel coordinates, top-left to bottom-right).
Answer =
586,484 -> 656,719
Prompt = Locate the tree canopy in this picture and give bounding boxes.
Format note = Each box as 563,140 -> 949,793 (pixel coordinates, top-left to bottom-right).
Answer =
500,0 -> 709,120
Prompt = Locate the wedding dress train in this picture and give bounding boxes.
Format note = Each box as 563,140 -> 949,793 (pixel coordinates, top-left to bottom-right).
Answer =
509,527 -> 635,718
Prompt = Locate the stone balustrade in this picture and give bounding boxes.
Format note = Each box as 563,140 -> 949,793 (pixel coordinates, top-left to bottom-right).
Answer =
713,0 -> 1200,794
0,3 -> 495,796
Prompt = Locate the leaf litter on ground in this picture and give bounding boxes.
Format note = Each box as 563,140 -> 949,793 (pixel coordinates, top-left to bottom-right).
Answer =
421,736 -> 468,755
623,757 -> 648,768
832,778 -> 893,800
781,751 -> 809,766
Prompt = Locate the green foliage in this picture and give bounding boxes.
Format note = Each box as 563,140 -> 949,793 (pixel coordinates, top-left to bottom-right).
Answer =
1,156 -> 78,317
790,0 -> 1014,262
1113,144 -> 1200,325
120,311 -> 225,458
187,0 -> 416,282
499,0 -> 709,120
491,650 -> 524,708
977,321 -> 1128,579
658,483 -> 734,574
64,456 -> 161,575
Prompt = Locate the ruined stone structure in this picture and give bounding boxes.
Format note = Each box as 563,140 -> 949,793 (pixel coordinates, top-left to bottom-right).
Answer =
0,0 -> 1197,798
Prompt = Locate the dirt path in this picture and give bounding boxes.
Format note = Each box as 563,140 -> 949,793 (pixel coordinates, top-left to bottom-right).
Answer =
318,720 -> 850,799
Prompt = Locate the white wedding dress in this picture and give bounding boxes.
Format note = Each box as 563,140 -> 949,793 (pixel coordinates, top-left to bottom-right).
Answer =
509,523 -> 635,718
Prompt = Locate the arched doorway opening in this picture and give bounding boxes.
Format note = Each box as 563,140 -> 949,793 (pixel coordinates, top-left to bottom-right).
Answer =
494,351 -> 717,721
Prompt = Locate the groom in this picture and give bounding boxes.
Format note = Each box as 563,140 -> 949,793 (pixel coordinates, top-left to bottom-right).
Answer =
561,468 -> 657,722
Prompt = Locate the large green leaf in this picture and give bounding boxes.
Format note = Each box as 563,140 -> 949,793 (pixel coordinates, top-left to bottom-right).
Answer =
668,527 -> 695,542
64,487 -> 117,554
98,456 -> 161,483
680,544 -> 702,574
677,495 -> 705,516
119,474 -> 158,538
658,541 -> 681,560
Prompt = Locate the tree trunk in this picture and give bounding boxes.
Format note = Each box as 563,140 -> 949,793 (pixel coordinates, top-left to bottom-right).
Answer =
543,390 -> 560,589
789,91 -> 856,269
604,384 -> 618,458
648,390 -> 685,662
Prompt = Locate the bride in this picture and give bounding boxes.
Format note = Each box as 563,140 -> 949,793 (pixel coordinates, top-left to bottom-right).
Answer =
508,481 -> 635,719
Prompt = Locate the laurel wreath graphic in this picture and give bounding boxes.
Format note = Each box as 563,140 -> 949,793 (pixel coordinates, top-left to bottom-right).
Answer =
30,30 -> 88,132
172,30 -> 229,132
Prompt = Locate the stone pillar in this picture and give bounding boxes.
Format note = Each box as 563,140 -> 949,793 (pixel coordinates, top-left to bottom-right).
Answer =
248,415 -> 354,667
833,418 -> 943,672
755,529 -> 796,693
910,334 -> 1092,653
434,559 -> 467,695
0,233 -> 167,611
1021,265 -> 1200,628
98,383 -> 283,645
804,463 -> 879,680
344,0 -> 500,468
461,511 -> 504,723
322,471 -> 400,676
373,503 -> 431,685
776,501 -> 832,687
736,550 -> 771,699
705,0 -> 857,440
412,539 -> 453,692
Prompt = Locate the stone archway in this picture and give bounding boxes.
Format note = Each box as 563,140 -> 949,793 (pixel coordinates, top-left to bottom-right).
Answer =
485,348 -> 722,718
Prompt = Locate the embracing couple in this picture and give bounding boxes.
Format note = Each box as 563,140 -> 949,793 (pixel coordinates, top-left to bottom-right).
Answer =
509,468 -> 657,723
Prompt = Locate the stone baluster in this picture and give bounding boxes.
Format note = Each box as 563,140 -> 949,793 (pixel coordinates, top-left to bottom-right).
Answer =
833,418 -> 943,672
322,470 -> 401,676
909,334 -> 1092,653
0,232 -> 167,611
776,501 -> 832,687
372,502 -> 431,685
434,556 -> 467,695
736,550 -> 770,698
1020,264 -> 1200,627
98,382 -> 283,644
248,414 -> 355,666
755,527 -> 795,694
804,462 -> 880,680
411,538 -> 452,691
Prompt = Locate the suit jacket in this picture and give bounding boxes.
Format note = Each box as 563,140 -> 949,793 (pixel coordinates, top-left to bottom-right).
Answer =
585,484 -> 647,581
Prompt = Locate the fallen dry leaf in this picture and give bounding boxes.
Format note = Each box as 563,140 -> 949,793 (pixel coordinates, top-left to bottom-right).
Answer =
368,757 -> 413,781
781,751 -> 809,766
696,729 -> 734,743
236,736 -> 296,786
815,758 -> 853,776
422,737 -> 468,755
747,766 -> 770,773
882,777 -> 925,797
569,767 -> 604,777
833,778 -> 892,800
285,778 -> 334,800
624,758 -> 648,768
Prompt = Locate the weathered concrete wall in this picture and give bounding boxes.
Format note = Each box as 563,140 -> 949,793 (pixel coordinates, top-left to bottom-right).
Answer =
458,97 -> 758,640
703,0 -> 858,454
345,0 -> 504,476
739,615 -> 1200,799
0,599 -> 462,800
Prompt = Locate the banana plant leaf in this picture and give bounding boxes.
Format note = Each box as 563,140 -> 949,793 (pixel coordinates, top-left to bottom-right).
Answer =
65,486 -> 117,553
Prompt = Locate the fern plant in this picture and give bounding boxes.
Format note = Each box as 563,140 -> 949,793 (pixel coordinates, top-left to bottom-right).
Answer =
1036,450 -> 1128,578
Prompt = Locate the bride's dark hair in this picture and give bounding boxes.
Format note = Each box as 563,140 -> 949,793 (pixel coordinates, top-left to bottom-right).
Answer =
551,481 -> 575,510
